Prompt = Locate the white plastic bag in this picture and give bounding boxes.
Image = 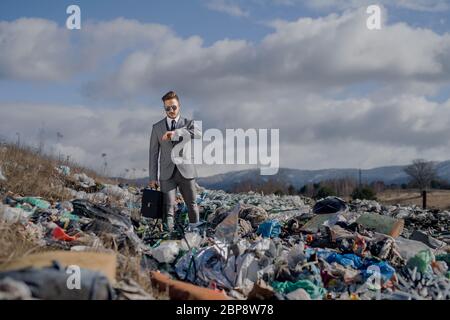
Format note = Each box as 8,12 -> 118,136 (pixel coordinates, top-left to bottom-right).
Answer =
151,241 -> 180,264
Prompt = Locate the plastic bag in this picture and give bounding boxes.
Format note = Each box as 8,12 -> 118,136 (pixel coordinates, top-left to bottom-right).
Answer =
151,241 -> 180,264
406,250 -> 434,273
215,205 -> 240,243
21,197 -> 51,209
257,220 -> 281,238
181,232 -> 202,251
271,280 -> 326,299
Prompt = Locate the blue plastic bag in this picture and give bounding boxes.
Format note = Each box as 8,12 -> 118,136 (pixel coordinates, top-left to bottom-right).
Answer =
326,253 -> 364,269
257,220 -> 281,238
327,252 -> 395,281
363,261 -> 395,282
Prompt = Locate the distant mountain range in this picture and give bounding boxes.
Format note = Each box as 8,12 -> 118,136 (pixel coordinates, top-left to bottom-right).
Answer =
195,161 -> 450,191
128,161 -> 450,191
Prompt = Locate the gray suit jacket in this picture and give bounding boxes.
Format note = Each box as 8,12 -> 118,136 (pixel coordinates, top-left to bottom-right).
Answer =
149,117 -> 201,181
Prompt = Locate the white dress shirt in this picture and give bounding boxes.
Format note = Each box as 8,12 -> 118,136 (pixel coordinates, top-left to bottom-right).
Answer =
166,114 -> 180,130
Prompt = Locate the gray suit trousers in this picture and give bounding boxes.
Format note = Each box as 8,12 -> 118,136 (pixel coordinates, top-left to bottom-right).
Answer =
160,166 -> 199,230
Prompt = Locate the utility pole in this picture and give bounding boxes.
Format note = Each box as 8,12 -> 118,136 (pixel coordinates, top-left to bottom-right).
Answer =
16,132 -> 21,147
56,132 -> 63,162
422,190 -> 427,209
359,169 -> 362,188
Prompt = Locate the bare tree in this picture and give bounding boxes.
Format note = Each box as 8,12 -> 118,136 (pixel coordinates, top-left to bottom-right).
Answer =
37,123 -> 46,155
101,153 -> 108,176
404,159 -> 437,209
404,159 -> 436,191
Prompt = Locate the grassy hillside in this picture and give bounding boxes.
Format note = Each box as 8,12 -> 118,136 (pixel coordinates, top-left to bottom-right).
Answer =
0,143 -> 159,298
0,143 -> 114,200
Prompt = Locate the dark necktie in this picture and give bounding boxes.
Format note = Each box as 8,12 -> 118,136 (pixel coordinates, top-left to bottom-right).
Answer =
171,119 -> 176,131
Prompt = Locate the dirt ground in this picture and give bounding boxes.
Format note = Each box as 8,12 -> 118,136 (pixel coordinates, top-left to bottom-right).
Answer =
377,189 -> 450,210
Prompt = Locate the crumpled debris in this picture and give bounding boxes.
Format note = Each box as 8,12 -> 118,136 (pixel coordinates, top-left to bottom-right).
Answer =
406,250 -> 434,273
175,238 -> 277,296
257,220 -> 281,238
72,199 -> 146,253
272,279 -> 327,300
52,226 -> 78,242
181,232 -> 203,251
0,205 -> 31,224
285,288 -> 311,300
409,230 -> 447,250
151,241 -> 180,264
199,190 -> 309,216
0,167 -> 6,181
0,263 -> 114,300
114,279 -> 154,300
65,188 -> 109,203
313,197 -> 348,214
214,205 -> 240,243
0,278 -> 33,300
73,173 -> 96,189
20,197 -> 51,210
55,165 -> 71,176
101,184 -> 140,208
238,205 -> 269,228
2,167 -> 450,300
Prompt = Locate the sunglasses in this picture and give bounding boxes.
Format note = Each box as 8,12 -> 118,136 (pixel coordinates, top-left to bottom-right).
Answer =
164,105 -> 178,112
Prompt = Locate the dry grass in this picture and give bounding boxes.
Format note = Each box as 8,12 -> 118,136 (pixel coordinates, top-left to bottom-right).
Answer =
116,252 -> 151,290
0,143 -> 115,201
0,143 -> 163,298
378,189 -> 450,210
0,221 -> 165,299
0,221 -> 45,268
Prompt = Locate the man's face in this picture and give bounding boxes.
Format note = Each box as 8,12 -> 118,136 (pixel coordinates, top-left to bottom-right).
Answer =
164,98 -> 180,119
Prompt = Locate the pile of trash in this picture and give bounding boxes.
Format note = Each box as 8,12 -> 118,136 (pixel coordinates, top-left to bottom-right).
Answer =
128,194 -> 450,300
0,166 -> 153,300
0,166 -> 449,300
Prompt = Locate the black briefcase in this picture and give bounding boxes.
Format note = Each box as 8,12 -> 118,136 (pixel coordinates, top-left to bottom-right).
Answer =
140,188 -> 164,219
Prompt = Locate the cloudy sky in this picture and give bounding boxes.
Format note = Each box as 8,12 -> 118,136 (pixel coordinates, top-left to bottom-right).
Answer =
1,0 -> 450,178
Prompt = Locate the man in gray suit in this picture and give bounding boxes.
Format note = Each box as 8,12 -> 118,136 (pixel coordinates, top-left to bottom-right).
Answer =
149,91 -> 201,232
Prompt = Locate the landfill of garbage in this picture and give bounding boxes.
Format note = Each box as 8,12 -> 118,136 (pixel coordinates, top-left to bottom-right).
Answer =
0,165 -> 449,300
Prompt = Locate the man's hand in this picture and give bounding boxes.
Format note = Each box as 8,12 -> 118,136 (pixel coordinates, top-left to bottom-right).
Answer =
148,180 -> 159,189
162,131 -> 175,141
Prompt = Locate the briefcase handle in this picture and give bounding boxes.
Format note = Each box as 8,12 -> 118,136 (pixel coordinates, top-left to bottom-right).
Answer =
142,186 -> 160,192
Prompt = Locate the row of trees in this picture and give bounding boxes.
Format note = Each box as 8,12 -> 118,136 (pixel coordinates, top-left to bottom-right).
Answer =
229,177 -> 378,200
228,159 -> 441,206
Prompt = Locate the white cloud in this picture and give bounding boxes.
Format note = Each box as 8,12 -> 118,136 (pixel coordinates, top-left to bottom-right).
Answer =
0,18 -> 173,81
204,0 -> 250,17
2,93 -> 450,177
2,10 -> 450,176
0,103 -> 166,177
279,0 -> 450,12
0,18 -> 74,81
85,9 -> 450,101
2,11 -> 449,93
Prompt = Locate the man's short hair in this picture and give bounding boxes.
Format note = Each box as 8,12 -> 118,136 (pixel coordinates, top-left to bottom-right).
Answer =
162,91 -> 180,103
